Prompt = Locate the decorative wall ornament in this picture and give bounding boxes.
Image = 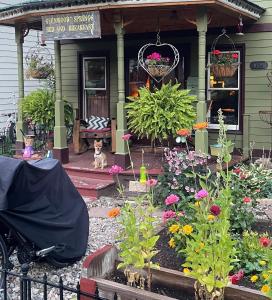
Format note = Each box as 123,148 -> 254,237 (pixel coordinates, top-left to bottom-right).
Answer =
25,33 -> 53,80
138,31 -> 180,83
208,29 -> 240,78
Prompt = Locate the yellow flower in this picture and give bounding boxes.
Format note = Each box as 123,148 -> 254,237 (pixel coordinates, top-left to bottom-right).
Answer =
183,268 -> 190,274
169,224 -> 180,234
250,275 -> 258,283
261,285 -> 270,294
259,260 -> 267,266
207,214 -> 215,221
168,238 -> 176,248
195,201 -> 201,207
263,273 -> 269,280
182,225 -> 193,235
195,242 -> 205,253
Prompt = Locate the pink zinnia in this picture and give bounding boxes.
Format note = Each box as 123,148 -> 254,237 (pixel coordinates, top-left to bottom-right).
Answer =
146,179 -> 158,187
195,189 -> 208,199
109,165 -> 123,175
243,197 -> 251,203
165,194 -> 180,205
122,134 -> 132,141
162,210 -> 176,222
210,205 -> 221,216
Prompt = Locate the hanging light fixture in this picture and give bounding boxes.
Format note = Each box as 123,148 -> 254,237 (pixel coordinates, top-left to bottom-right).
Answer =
236,16 -> 244,36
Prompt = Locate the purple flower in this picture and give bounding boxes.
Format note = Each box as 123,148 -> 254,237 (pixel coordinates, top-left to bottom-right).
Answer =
195,189 -> 208,199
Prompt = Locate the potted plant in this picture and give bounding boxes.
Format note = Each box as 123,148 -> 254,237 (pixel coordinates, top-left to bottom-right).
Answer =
25,54 -> 53,80
21,88 -> 73,141
145,52 -> 171,78
126,82 -> 197,145
210,50 -> 239,78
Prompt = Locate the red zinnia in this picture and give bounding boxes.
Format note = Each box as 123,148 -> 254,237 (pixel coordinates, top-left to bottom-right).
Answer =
212,49 -> 221,55
232,53 -> 239,59
243,197 -> 251,203
233,168 -> 241,174
210,205 -> 221,216
260,237 -> 270,247
229,270 -> 244,285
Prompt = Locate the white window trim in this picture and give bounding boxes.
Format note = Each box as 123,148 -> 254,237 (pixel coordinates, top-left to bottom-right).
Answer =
207,50 -> 241,131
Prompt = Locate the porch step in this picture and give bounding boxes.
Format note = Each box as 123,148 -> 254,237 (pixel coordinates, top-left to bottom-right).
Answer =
69,175 -> 116,199
64,166 -> 113,180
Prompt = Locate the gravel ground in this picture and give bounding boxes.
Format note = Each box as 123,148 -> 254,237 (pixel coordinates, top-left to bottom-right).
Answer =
5,197 -> 122,300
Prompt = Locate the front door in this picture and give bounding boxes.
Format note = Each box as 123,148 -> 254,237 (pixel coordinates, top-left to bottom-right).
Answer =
82,57 -> 109,120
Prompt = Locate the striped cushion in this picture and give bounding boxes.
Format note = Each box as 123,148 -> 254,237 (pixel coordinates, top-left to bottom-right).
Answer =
87,115 -> 109,130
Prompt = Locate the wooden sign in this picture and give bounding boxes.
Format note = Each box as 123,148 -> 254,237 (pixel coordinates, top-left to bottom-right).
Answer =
42,11 -> 101,40
250,61 -> 268,70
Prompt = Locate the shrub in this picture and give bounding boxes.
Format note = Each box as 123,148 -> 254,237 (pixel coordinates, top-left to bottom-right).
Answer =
126,82 -> 197,143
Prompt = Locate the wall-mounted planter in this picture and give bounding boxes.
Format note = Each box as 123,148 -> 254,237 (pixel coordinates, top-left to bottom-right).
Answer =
80,245 -> 269,300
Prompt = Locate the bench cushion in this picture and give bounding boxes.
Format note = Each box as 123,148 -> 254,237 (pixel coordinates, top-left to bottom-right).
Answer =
87,115 -> 109,130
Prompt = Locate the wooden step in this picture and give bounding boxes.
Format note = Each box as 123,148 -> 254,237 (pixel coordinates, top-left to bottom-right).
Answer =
69,175 -> 116,199
64,166 -> 113,180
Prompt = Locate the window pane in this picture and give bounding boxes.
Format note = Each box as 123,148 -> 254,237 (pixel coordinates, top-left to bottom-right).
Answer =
84,58 -> 106,89
208,90 -> 239,126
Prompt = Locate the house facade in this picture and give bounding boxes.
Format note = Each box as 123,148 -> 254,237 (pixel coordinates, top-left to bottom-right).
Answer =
0,0 -> 269,166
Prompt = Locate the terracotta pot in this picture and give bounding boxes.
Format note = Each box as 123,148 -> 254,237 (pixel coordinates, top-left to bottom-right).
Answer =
211,64 -> 238,78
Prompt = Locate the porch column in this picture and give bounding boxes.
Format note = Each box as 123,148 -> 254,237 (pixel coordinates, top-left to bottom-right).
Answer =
114,17 -> 130,169
53,40 -> 69,164
195,8 -> 208,154
15,24 -> 25,149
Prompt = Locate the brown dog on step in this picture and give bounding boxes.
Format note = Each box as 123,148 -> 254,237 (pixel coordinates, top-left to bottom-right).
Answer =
93,140 -> 107,169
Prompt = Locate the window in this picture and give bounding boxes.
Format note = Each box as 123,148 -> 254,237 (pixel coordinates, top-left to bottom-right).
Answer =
207,50 -> 241,130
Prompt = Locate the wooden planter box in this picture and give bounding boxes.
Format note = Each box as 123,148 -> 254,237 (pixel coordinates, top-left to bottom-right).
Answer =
80,245 -> 269,300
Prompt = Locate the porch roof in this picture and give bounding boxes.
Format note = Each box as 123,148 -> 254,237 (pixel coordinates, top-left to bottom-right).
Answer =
0,0 -> 265,28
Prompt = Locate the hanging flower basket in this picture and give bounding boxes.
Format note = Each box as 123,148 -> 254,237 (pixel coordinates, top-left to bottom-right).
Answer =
25,37 -> 53,80
210,63 -> 238,78
147,64 -> 171,78
208,29 -> 240,78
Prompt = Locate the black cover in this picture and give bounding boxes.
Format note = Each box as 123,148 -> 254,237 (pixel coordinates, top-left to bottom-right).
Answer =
0,156 -> 89,261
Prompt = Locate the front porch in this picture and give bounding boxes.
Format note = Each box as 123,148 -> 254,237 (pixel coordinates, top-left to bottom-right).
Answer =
64,144 -> 246,199
0,0 -> 265,167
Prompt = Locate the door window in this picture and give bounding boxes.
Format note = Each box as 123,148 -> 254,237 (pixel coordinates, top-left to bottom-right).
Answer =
83,57 -> 108,119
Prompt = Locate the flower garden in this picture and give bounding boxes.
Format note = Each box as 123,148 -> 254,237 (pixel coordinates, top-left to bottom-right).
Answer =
104,108 -> 272,300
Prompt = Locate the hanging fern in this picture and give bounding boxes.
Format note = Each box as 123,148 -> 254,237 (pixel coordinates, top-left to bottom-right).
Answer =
126,82 -> 197,142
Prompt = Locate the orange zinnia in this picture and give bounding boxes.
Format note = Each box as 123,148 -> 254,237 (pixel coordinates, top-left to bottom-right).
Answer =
107,208 -> 121,218
177,129 -> 190,137
193,122 -> 208,130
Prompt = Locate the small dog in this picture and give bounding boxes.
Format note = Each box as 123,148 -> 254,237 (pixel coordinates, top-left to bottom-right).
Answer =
93,140 -> 107,169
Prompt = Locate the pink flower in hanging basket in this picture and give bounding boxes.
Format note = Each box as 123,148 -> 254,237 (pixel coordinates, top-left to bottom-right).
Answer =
147,52 -> 161,61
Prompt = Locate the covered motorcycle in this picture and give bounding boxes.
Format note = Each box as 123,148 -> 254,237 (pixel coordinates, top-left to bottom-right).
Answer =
0,156 -> 89,262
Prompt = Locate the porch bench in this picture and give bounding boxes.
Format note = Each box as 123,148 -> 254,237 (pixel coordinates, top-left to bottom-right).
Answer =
73,118 -> 116,154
